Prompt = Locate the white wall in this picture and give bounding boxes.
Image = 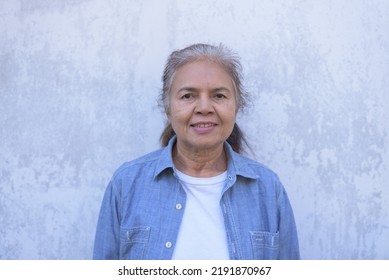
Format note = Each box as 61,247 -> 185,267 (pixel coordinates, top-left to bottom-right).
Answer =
1,0 -> 388,259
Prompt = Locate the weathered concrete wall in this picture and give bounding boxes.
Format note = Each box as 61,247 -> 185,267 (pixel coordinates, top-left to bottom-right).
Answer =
1,0 -> 388,259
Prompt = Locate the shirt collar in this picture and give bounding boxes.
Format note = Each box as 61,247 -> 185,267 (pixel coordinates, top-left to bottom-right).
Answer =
154,135 -> 258,180
224,140 -> 259,180
153,136 -> 176,178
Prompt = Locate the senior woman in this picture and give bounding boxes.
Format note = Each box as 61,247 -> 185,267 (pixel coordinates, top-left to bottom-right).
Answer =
93,43 -> 300,260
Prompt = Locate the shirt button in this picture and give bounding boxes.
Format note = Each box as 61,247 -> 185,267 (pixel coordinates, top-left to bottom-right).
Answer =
165,241 -> 172,249
228,175 -> 233,180
175,203 -> 182,210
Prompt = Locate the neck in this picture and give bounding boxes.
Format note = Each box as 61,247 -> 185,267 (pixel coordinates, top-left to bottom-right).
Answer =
173,141 -> 227,178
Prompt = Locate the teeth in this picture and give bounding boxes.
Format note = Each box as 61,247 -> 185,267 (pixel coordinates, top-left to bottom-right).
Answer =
195,123 -> 213,128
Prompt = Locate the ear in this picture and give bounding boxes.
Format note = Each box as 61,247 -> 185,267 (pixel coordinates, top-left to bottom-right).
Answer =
165,110 -> 171,123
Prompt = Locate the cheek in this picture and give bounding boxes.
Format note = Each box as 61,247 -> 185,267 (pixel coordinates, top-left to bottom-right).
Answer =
224,104 -> 238,122
167,107 -> 188,126
166,102 -> 179,123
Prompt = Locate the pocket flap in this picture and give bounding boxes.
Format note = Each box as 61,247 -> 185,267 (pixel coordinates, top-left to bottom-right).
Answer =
121,226 -> 150,243
250,231 -> 279,248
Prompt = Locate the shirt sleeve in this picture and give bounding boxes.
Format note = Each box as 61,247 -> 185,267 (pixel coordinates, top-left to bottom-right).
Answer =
93,179 -> 121,259
277,181 -> 300,259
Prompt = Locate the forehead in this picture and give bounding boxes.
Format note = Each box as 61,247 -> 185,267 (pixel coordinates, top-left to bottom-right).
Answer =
171,60 -> 234,90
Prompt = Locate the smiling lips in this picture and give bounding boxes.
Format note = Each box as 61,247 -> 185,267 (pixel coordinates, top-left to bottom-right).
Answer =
190,122 -> 218,133
191,122 -> 216,128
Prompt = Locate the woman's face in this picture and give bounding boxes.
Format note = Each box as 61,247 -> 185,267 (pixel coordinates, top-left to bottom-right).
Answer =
167,60 -> 237,152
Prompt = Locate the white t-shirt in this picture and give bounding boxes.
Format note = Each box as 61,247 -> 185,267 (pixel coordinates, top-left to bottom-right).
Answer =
171,169 -> 230,260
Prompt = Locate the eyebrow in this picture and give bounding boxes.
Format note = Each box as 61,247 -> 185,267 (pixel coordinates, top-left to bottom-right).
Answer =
177,86 -> 231,93
178,87 -> 197,93
212,87 -> 230,92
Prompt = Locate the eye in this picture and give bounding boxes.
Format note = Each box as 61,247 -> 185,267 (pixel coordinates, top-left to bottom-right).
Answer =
215,93 -> 226,99
181,93 -> 193,100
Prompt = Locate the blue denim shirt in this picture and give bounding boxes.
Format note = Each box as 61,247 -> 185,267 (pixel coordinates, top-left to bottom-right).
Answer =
93,137 -> 300,259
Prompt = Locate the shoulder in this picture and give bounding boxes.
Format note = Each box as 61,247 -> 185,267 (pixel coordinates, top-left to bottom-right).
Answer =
231,153 -> 289,202
229,149 -> 281,183
110,147 -> 166,182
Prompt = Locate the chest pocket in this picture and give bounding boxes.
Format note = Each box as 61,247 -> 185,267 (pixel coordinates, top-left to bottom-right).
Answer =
250,231 -> 279,259
120,226 -> 150,259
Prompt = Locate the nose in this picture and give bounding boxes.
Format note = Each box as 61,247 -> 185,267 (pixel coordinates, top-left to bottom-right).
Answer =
195,95 -> 214,115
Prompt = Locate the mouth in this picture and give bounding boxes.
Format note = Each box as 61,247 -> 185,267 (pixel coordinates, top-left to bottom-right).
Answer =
190,122 -> 218,134
190,122 -> 217,128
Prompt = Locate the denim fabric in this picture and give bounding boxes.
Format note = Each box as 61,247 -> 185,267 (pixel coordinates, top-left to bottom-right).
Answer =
93,136 -> 300,259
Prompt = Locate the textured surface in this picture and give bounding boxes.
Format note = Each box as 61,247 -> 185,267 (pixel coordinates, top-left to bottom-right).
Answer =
1,0 -> 388,259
